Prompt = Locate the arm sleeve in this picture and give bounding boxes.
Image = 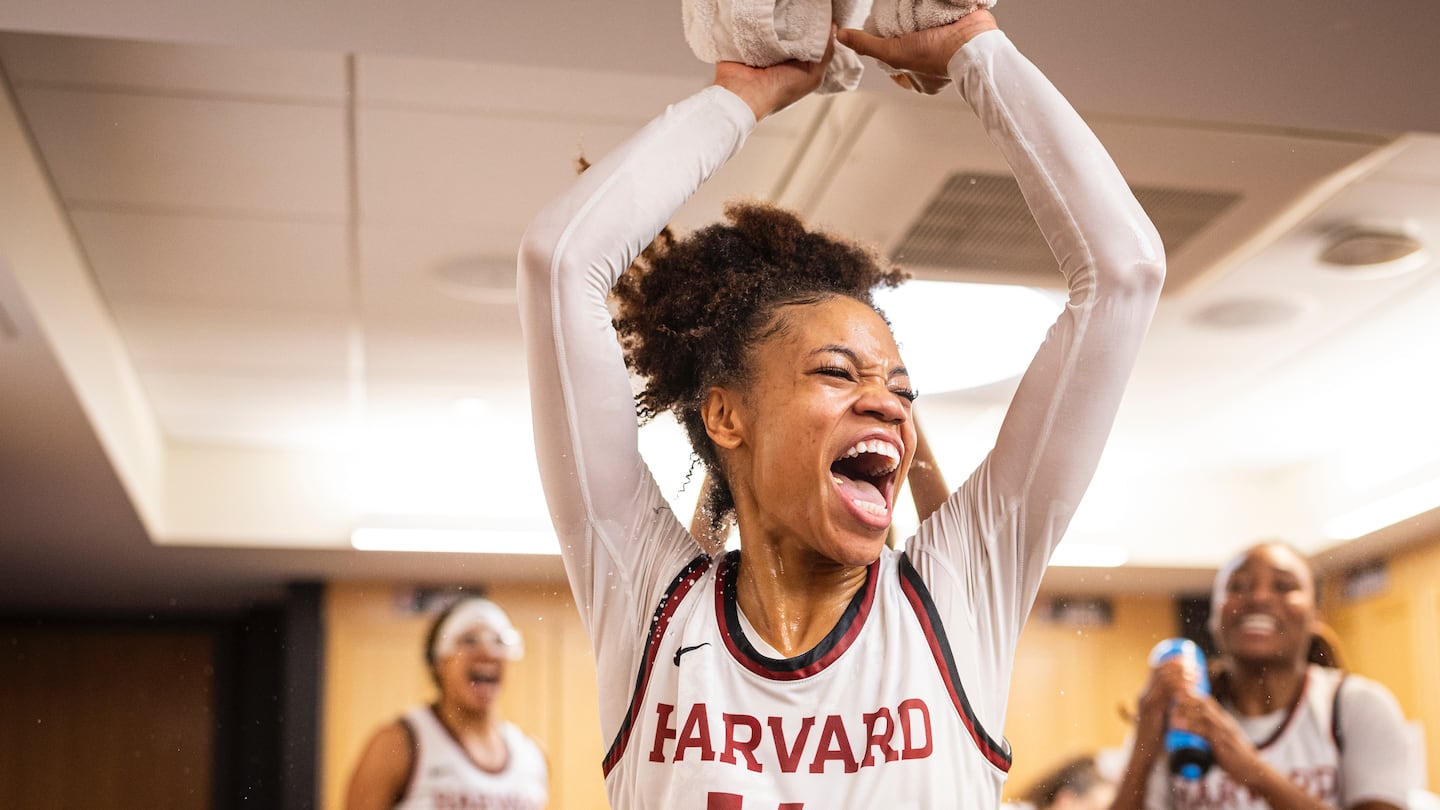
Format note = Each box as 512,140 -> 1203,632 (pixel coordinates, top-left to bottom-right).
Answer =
1339,675 -> 1418,808
905,30 -> 1166,731
517,85 -> 756,737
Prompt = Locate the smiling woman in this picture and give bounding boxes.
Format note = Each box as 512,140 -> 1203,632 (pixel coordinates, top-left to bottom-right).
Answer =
518,9 -> 1163,807
1112,543 -> 1417,810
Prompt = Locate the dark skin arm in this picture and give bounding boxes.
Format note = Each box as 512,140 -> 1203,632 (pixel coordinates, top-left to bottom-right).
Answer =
906,416 -> 949,523
1110,661 -> 1401,810
344,721 -> 413,810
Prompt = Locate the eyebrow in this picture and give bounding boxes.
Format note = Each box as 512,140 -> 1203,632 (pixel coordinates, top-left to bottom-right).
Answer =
811,345 -> 909,381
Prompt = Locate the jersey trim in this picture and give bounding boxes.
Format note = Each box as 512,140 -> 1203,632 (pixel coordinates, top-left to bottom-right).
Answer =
1252,667 -> 1311,751
716,549 -> 879,680
428,704 -> 511,775
602,553 -> 712,776
1330,672 -> 1348,752
897,553 -> 1012,772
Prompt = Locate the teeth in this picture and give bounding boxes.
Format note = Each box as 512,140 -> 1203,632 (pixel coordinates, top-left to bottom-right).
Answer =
839,439 -> 901,474
1239,614 -> 1277,632
854,500 -> 888,516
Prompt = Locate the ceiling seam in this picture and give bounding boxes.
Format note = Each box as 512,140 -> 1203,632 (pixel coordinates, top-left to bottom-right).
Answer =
344,53 -> 367,439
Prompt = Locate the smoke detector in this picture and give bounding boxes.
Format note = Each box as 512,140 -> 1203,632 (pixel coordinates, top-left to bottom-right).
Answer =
1318,226 -> 1428,277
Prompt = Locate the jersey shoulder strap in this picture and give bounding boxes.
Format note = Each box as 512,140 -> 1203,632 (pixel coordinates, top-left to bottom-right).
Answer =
1329,670 -> 1349,752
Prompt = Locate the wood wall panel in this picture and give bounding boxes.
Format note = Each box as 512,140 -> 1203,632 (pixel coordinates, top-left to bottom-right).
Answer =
321,581 -> 606,810
0,624 -> 214,809
1004,593 -> 1178,798
1323,535 -> 1440,790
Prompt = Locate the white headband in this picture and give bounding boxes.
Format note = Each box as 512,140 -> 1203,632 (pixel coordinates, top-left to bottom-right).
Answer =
431,598 -> 523,662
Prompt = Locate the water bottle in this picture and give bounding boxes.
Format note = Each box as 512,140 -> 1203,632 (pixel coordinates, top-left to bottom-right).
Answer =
1148,638 -> 1213,780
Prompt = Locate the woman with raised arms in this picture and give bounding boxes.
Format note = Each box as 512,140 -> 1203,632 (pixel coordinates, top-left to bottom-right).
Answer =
519,9 -> 1164,807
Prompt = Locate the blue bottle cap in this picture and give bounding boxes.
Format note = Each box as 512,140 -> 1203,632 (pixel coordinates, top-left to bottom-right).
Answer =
1180,763 -> 1203,780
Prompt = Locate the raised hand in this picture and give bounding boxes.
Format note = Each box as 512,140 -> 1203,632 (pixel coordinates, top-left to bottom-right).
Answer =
715,29 -> 836,120
838,10 -> 998,94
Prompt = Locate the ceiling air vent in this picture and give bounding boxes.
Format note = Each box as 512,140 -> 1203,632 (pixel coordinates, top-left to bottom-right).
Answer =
890,172 -> 1240,286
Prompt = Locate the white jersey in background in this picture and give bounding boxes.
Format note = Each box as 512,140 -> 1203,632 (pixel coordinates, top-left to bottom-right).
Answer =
394,706 -> 548,810
1144,665 -> 1414,810
519,29 -> 1164,809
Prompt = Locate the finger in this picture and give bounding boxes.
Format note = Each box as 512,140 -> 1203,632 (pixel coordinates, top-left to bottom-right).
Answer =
837,28 -> 890,63
890,73 -> 914,91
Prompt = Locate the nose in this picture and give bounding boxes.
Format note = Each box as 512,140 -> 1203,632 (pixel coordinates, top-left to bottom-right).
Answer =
855,381 -> 909,424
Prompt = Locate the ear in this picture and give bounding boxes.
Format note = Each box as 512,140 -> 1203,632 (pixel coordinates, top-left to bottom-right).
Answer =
701,386 -> 746,450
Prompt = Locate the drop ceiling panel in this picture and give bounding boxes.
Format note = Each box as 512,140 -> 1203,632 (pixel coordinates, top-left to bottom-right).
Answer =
361,310 -> 526,383
141,371 -> 352,448
358,55 -> 709,121
359,222 -> 517,322
0,32 -> 344,100
800,96 -> 1384,295
1371,134 -> 1440,187
15,87 -> 345,216
1125,174 -> 1440,466
358,108 -> 637,228
112,302 -> 351,379
71,210 -> 349,312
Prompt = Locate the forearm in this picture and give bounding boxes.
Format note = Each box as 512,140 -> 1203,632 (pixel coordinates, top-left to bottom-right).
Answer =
946,31 -> 1164,571
1111,716 -> 1166,810
518,85 -> 754,564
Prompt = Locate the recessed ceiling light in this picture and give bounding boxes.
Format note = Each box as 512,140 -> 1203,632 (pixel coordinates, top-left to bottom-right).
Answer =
431,256 -> 517,303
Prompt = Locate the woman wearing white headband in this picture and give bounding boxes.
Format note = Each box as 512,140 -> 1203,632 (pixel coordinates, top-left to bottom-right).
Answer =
344,597 -> 548,810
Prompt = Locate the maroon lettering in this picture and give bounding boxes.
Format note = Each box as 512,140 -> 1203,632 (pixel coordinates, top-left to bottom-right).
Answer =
649,702 -> 678,763
860,707 -> 900,767
720,713 -> 764,772
767,715 -> 816,774
706,793 -> 805,810
809,714 -> 860,773
676,702 -> 716,762
898,698 -> 932,760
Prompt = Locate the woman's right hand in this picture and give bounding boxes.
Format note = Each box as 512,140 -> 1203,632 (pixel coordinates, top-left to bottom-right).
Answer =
715,29 -> 835,121
1137,656 -> 1199,729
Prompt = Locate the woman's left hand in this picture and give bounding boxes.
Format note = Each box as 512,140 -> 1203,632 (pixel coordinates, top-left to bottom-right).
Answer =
837,10 -> 998,94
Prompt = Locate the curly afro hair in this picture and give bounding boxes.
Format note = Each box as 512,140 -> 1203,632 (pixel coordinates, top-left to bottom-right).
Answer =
611,200 -> 907,530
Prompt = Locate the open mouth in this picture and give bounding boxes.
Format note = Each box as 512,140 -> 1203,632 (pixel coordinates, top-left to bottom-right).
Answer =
468,668 -> 501,686
830,439 -> 901,524
1237,614 -> 1279,633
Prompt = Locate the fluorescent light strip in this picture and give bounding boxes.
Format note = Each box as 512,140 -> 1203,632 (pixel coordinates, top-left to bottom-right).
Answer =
1323,478 -> 1440,541
1049,542 -> 1129,568
352,528 -> 560,555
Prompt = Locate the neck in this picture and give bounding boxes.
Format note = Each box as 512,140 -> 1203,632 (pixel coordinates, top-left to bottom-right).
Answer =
1223,658 -> 1307,716
435,698 -> 501,739
732,535 -> 869,658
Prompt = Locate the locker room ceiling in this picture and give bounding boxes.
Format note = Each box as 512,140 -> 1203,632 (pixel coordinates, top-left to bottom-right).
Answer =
2,0 -> 1440,612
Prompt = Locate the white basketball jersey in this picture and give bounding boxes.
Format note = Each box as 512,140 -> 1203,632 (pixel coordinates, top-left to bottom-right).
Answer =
1159,665 -> 1345,810
602,550 -> 1010,809
395,706 -> 548,810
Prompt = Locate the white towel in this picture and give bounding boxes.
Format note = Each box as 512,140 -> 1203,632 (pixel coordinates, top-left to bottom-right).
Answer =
864,0 -> 996,38
683,0 -> 874,94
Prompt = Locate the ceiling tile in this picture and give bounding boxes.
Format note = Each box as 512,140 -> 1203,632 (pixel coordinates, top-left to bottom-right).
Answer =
0,31 -> 345,100
111,301 -> 351,379
358,107 -> 632,228
358,55 -> 707,122
72,210 -> 349,312
17,86 -> 346,217
141,371 -> 353,448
